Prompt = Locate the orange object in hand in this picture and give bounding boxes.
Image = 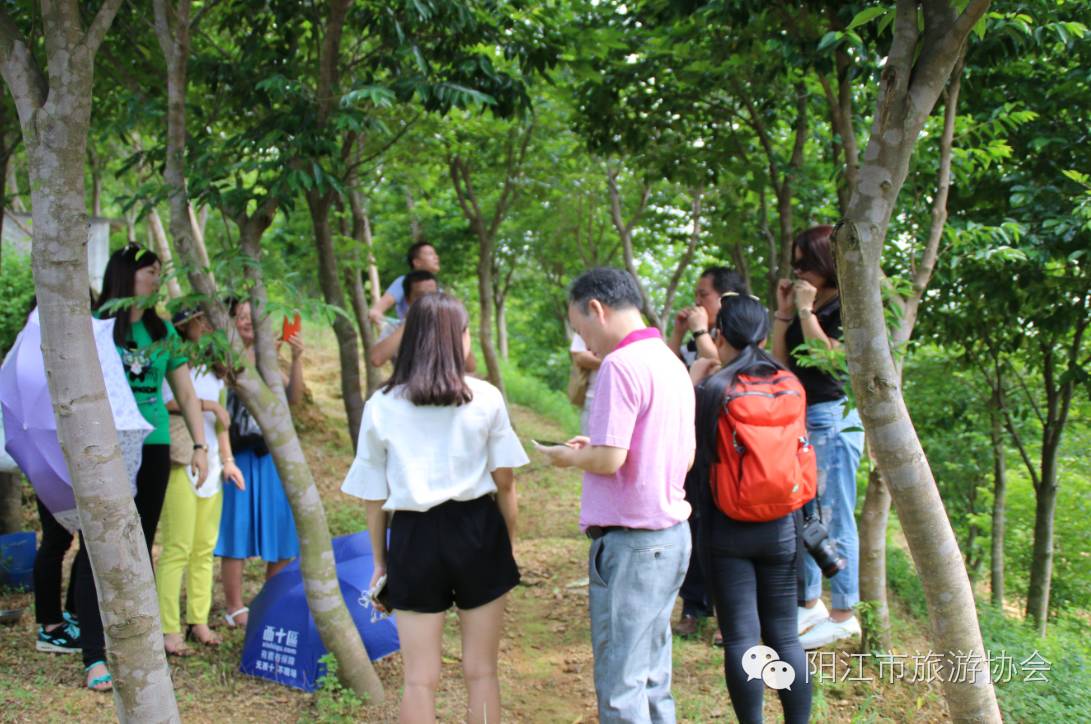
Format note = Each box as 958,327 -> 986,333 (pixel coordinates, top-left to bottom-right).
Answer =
281,313 -> 302,342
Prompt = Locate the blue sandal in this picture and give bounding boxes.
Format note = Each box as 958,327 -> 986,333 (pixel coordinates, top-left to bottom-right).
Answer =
85,661 -> 113,692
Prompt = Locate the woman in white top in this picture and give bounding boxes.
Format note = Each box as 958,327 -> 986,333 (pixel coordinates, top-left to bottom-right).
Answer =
159,309 -> 244,655
342,292 -> 528,724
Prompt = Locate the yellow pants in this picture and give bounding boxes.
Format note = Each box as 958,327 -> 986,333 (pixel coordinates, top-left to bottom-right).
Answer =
157,465 -> 223,633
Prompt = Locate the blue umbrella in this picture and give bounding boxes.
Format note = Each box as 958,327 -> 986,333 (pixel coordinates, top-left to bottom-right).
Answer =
239,532 -> 399,691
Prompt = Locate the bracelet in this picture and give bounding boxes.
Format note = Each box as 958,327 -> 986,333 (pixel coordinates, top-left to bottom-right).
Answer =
193,443 -> 209,452
222,456 -> 234,464
799,308 -> 815,318
774,314 -> 794,323
692,329 -> 709,338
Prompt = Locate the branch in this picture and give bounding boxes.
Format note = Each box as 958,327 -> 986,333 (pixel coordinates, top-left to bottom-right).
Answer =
0,10 -> 47,117
660,188 -> 704,323
1002,409 -> 1040,491
489,121 -> 534,240
904,49 -> 965,331
83,0 -> 127,57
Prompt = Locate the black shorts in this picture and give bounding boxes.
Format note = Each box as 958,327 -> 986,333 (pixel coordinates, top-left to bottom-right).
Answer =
386,495 -> 520,614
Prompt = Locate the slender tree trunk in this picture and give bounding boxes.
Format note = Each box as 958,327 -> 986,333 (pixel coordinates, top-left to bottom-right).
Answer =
989,386 -> 1006,608
0,2 -> 181,719
476,230 -> 505,391
88,144 -> 102,216
0,151 -> 7,273
148,208 -> 183,298
855,48 -> 965,654
834,2 -> 999,720
152,0 -> 382,700
186,202 -> 212,276
495,295 -> 509,361
858,465 -> 892,651
606,169 -> 660,328
0,471 -> 22,533
1025,438 -> 1059,635
346,262 -> 380,396
405,186 -> 423,244
236,218 -> 385,701
347,182 -> 382,393
305,191 -> 365,447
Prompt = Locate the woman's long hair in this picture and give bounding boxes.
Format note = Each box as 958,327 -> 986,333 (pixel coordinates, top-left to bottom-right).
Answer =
382,292 -> 473,406
695,294 -> 787,464
93,244 -> 168,346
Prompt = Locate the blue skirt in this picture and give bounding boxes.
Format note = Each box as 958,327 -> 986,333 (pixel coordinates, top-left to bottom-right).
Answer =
215,448 -> 300,562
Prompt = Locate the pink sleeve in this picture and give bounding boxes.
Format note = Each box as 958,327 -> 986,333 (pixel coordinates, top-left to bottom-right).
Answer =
588,358 -> 639,450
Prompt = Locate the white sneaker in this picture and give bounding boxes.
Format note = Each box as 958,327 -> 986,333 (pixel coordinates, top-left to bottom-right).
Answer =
798,615 -> 862,650
797,600 -> 829,635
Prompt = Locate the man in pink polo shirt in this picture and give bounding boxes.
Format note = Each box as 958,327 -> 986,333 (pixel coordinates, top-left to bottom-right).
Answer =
538,267 -> 695,723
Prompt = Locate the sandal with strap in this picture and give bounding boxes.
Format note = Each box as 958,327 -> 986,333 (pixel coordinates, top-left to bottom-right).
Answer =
223,607 -> 249,629
187,624 -> 222,647
85,661 -> 113,692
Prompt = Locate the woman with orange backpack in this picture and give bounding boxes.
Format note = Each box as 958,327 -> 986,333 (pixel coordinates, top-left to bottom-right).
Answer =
691,292 -> 813,724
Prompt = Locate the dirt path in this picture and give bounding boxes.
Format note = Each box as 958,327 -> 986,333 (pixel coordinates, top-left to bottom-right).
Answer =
0,330 -> 952,722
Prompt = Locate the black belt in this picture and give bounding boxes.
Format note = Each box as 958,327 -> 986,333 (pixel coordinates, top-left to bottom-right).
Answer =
585,525 -> 628,540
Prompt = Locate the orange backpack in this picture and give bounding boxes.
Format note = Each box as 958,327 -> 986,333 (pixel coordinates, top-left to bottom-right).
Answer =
709,372 -> 817,522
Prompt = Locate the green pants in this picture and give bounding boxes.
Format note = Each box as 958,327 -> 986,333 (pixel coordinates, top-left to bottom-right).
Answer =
157,465 -> 223,632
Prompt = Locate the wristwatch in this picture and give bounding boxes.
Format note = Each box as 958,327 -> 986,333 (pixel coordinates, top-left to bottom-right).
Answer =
693,329 -> 709,338
193,443 -> 209,452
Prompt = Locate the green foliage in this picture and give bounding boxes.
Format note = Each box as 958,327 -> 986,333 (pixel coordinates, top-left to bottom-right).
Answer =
499,358 -> 580,436
0,255 -> 34,357
312,652 -> 366,723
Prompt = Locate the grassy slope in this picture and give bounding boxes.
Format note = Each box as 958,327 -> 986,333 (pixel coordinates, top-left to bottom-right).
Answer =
0,328 -> 1011,722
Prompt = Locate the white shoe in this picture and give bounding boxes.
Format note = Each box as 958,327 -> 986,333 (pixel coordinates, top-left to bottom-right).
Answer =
798,615 -> 862,650
797,600 -> 829,635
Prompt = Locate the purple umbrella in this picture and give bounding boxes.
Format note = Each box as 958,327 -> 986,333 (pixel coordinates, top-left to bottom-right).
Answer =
1,311 -> 152,533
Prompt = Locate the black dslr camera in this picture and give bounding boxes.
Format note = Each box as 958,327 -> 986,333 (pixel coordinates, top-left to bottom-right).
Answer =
801,500 -> 846,578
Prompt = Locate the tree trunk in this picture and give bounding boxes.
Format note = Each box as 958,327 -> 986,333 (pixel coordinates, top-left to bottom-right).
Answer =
0,471 -> 22,534
1025,440 -> 1059,635
0,2 -> 181,718
834,3 -> 999,720
152,0 -> 382,700
347,182 -> 382,393
496,295 -> 509,361
304,191 -> 364,447
186,202 -> 212,277
235,219 -> 385,701
858,465 -> 892,651
346,263 -> 380,396
88,144 -> 102,216
476,232 -> 505,391
148,208 -> 183,298
989,386 -> 1006,608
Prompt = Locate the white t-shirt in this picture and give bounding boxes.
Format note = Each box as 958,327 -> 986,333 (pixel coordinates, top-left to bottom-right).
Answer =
163,369 -> 225,497
341,376 -> 529,512
570,333 -> 599,399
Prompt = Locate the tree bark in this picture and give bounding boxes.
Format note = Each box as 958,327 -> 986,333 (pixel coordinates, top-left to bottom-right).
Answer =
854,46 -> 965,653
858,464 -> 892,651
152,0 -> 382,700
148,207 -> 183,298
659,188 -> 704,326
0,2 -> 181,720
988,381 -> 1006,608
0,471 -> 22,534
347,179 -> 382,394
834,1 -> 999,720
305,190 -> 365,447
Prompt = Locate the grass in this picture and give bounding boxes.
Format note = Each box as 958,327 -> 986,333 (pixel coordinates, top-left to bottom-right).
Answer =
1,326 -> 1075,721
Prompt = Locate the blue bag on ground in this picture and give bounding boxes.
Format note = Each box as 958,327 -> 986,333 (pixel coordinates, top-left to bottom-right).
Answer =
0,531 -> 36,591
239,532 -> 398,691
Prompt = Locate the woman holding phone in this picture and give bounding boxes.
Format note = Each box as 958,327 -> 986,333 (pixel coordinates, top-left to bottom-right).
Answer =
342,293 -> 528,724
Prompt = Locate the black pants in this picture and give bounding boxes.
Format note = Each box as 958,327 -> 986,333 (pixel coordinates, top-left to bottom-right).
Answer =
705,511 -> 811,724
77,444 -> 171,667
33,496 -> 77,625
679,468 -> 712,618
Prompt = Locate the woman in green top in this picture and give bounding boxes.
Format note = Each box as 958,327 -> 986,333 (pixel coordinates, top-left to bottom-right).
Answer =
74,244 -> 209,691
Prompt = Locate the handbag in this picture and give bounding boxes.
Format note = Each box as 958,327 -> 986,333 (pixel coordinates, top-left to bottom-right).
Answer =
168,413 -> 194,466
567,362 -> 591,408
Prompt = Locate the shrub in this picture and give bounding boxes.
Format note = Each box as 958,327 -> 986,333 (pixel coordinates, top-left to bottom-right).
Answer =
0,255 -> 34,357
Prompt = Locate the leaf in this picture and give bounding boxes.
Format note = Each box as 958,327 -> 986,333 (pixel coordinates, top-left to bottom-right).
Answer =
847,6 -> 889,31
817,31 -> 841,52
